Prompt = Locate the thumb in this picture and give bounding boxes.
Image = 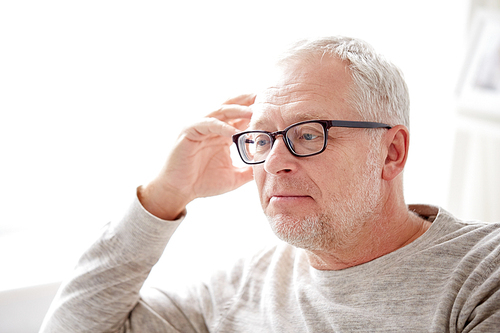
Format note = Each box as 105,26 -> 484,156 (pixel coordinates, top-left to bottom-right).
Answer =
234,166 -> 254,188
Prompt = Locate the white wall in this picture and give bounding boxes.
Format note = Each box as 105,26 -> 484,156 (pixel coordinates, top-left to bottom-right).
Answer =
0,282 -> 60,333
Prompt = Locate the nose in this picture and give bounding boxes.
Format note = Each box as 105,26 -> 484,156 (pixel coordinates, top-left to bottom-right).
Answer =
263,135 -> 297,175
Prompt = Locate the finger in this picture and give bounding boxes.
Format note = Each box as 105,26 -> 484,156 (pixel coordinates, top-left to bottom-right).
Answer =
207,104 -> 253,122
222,93 -> 256,106
184,117 -> 239,140
229,117 -> 251,131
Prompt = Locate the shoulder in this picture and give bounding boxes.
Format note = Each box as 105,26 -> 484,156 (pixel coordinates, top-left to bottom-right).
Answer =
433,206 -> 500,250
411,204 -> 500,247
412,205 -> 500,280
407,205 -> 500,277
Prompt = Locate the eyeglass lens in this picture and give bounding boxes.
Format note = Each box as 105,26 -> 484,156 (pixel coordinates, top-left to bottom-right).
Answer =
237,122 -> 326,163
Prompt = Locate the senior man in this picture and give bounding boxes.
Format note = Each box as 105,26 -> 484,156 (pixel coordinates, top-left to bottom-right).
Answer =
41,36 -> 500,332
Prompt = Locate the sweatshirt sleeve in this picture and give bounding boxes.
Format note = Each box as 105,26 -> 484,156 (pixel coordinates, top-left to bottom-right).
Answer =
39,191 -> 185,333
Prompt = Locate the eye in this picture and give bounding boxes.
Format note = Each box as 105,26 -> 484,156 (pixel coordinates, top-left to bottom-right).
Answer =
244,137 -> 270,147
257,139 -> 268,146
255,135 -> 271,147
300,133 -> 318,141
294,125 -> 323,141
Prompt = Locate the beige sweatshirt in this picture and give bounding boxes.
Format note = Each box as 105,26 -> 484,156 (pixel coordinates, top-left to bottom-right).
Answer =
40,195 -> 500,332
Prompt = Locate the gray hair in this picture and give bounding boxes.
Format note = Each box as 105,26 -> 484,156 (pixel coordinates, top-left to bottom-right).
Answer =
277,36 -> 410,128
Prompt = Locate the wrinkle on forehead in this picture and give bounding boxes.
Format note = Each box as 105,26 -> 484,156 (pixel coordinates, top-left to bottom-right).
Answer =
260,83 -> 334,106
250,105 -> 324,130
250,85 -> 350,130
250,58 -> 354,130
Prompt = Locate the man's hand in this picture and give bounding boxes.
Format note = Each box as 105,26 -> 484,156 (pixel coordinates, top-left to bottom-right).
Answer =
138,94 -> 255,220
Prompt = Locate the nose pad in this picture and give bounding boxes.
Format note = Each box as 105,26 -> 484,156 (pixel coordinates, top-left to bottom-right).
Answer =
285,136 -> 295,152
263,135 -> 295,174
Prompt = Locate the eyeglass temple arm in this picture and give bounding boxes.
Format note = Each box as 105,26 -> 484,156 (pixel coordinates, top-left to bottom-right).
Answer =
328,120 -> 392,129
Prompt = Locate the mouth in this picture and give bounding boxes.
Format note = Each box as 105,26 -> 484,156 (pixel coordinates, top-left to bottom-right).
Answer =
262,181 -> 316,208
269,194 -> 313,204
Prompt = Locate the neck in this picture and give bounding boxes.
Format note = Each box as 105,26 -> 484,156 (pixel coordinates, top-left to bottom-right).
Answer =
305,200 -> 432,271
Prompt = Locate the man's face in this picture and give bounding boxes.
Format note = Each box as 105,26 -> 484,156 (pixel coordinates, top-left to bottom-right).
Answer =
251,58 -> 383,251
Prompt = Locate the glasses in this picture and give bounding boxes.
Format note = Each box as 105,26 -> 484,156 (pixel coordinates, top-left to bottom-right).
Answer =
232,120 -> 392,165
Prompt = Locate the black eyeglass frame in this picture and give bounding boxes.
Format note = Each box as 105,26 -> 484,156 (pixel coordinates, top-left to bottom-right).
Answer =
232,120 -> 392,165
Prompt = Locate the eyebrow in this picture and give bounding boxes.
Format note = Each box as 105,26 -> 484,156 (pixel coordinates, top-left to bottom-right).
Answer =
250,111 -> 325,130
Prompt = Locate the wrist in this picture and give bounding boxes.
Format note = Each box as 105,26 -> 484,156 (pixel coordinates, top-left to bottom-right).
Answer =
137,184 -> 187,221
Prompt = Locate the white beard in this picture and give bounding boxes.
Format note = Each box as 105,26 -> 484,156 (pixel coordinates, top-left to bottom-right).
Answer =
266,146 -> 382,251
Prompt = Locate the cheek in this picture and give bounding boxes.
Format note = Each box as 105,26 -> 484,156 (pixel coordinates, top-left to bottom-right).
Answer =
252,166 -> 265,196
311,157 -> 352,192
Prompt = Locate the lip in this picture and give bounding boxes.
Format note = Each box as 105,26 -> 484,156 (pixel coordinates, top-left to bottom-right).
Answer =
269,194 -> 312,203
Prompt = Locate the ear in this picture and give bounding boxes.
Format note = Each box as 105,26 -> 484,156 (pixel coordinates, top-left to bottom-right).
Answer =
382,125 -> 410,181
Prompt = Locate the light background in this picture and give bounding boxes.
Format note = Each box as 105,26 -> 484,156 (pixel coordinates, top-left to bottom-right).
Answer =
0,0 -> 471,290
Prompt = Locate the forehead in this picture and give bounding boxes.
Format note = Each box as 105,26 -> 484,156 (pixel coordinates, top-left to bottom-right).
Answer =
250,57 -> 357,129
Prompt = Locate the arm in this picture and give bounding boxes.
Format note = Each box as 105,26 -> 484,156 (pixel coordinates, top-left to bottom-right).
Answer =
40,195 -> 184,332
40,94 -> 255,332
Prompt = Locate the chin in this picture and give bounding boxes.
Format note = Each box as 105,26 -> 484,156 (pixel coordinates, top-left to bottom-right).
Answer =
265,208 -> 368,251
266,213 -> 329,250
